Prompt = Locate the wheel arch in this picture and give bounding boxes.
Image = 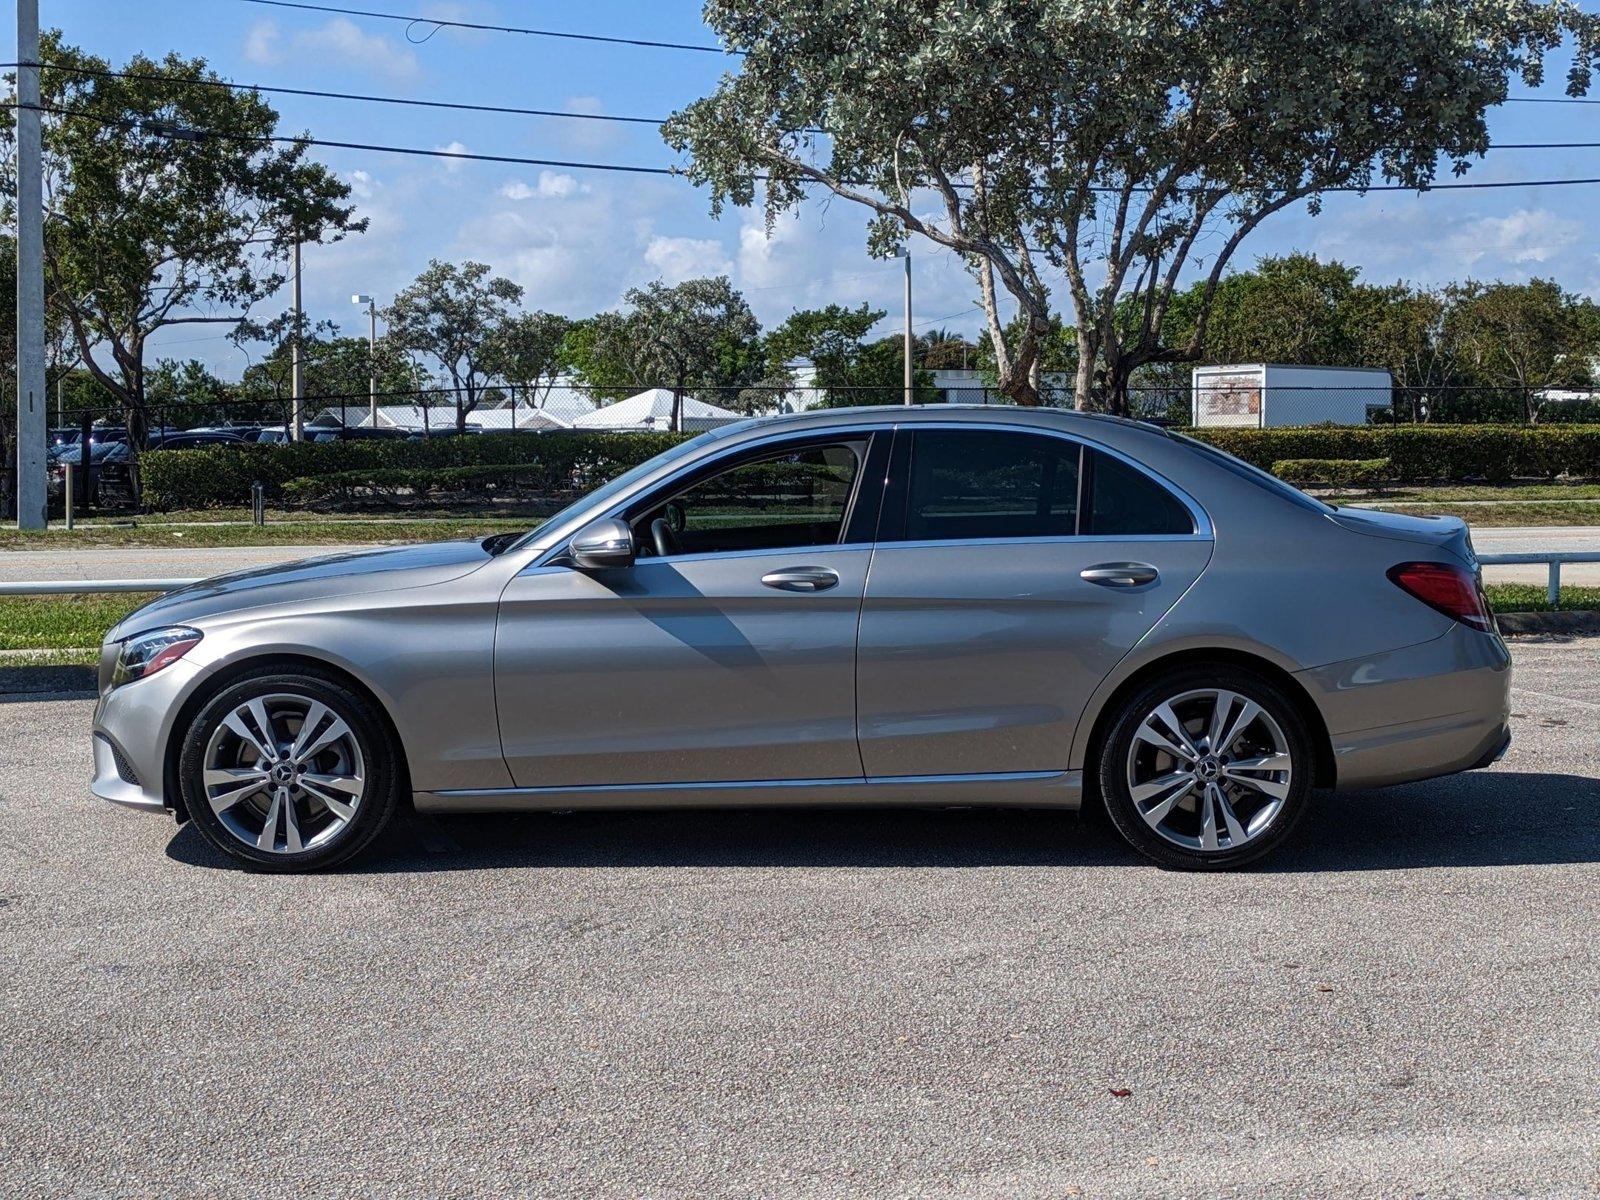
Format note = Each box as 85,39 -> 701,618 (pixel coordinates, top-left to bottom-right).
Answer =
162,651 -> 413,822
1077,647 -> 1336,797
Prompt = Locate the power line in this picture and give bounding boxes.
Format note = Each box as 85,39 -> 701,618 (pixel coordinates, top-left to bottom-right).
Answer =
237,0 -> 734,54
18,64 -> 1592,147
23,100 -> 1600,194
39,62 -> 664,125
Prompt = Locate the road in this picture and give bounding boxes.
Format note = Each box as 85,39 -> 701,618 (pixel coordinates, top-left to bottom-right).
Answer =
0,526 -> 1596,587
0,543 -> 379,583
1,640 -> 1596,1198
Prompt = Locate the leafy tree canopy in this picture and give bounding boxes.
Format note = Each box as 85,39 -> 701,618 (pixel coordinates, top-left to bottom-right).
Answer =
384,259 -> 523,430
665,0 -> 1600,412
0,32 -> 363,446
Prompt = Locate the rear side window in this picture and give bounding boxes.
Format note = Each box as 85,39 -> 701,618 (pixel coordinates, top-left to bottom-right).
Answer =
902,430 -> 1080,541
1084,450 -> 1195,536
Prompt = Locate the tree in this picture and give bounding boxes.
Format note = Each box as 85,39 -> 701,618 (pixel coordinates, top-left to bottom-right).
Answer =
765,302 -> 883,403
144,357 -> 232,426
1448,279 -> 1597,422
584,277 -> 763,428
664,1 -> 1600,411
235,314 -> 429,422
480,311 -> 573,408
1170,254 -> 1371,367
0,34 -> 363,451
384,260 -> 523,432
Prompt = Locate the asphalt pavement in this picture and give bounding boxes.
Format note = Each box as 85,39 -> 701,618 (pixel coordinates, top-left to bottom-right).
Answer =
1,639 -> 1596,1198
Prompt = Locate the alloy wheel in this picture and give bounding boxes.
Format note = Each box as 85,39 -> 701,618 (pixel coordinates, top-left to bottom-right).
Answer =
201,692 -> 367,856
1123,688 -> 1293,854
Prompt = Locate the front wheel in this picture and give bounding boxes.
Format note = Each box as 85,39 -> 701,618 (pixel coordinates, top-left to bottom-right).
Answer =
1097,666 -> 1314,870
178,667 -> 402,872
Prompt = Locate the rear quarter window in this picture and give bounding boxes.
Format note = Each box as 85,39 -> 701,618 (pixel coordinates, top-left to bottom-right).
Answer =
1085,450 -> 1194,536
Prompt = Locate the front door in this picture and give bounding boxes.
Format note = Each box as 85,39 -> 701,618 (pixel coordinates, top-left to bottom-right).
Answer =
856,428 -> 1213,779
495,434 -> 884,789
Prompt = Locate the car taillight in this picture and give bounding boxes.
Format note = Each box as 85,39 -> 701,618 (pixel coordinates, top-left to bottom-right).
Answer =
1387,561 -> 1494,633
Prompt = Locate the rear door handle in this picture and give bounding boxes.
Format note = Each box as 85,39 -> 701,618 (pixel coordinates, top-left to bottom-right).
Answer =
761,566 -> 840,592
1080,561 -> 1159,588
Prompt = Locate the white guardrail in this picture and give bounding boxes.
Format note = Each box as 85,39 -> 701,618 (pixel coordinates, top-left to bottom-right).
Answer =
0,552 -> 1597,605
1476,552 -> 1600,607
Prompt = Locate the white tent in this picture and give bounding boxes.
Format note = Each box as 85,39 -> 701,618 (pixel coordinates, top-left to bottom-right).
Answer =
464,407 -> 569,432
571,388 -> 744,432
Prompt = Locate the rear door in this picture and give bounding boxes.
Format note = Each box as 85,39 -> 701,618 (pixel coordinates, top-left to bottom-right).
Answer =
855,427 -> 1213,779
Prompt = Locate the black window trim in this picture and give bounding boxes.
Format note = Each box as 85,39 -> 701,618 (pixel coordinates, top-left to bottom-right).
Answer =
878,423 -> 1210,545
616,427 -> 890,559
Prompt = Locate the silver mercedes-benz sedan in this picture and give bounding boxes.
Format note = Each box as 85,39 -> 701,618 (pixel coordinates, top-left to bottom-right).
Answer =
90,406 -> 1511,872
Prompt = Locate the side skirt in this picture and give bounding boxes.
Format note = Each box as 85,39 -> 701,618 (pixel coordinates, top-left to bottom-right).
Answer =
413,769 -> 1082,813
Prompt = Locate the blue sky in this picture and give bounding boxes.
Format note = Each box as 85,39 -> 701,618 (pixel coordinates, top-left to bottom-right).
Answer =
31,0 -> 1600,375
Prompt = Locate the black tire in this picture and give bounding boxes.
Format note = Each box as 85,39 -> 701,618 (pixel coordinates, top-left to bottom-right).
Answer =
178,665 -> 403,873
1096,665 -> 1314,871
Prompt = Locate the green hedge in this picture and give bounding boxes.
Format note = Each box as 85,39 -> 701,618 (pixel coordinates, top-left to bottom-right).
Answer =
281,463 -> 572,505
142,423 -> 1600,510
1188,424 -> 1600,483
1271,458 -> 1391,488
141,431 -> 689,510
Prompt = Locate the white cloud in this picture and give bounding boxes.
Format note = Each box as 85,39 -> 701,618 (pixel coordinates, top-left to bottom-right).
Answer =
436,142 -> 470,173
499,171 -> 584,201
245,17 -> 420,80
643,236 -> 734,283
1311,204 -> 1586,283
243,21 -> 280,65
556,95 -> 627,151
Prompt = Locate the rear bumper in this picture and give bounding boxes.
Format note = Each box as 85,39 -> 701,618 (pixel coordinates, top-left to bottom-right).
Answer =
1296,624 -> 1512,792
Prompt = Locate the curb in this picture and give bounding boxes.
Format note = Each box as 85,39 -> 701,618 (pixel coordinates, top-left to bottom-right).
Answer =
1495,609 -> 1600,637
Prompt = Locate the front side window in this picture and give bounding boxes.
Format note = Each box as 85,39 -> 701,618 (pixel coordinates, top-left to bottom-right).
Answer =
901,430 -> 1081,541
634,440 -> 865,557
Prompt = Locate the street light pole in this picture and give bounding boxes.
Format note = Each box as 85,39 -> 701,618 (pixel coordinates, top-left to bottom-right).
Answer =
14,0 -> 46,529
290,239 -> 304,441
902,251 -> 913,406
352,294 -> 377,424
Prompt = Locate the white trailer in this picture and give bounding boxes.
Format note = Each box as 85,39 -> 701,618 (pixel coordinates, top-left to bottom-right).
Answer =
1191,364 -> 1392,428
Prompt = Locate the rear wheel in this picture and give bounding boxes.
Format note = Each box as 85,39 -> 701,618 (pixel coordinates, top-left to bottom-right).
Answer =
178,667 -> 402,872
1097,666 -> 1314,870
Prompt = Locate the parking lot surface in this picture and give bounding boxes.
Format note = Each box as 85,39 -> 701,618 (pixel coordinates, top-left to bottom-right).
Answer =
1,639 -> 1597,1198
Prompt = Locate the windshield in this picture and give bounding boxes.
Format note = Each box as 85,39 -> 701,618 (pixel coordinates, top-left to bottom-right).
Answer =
1168,431 -> 1333,515
506,429 -> 728,552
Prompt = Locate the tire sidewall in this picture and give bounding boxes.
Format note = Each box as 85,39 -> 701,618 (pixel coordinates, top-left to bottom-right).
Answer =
1098,665 -> 1314,871
179,668 -> 399,873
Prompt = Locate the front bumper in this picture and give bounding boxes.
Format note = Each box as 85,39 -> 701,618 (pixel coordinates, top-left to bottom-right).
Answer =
89,655 -> 202,815
1297,622 -> 1512,792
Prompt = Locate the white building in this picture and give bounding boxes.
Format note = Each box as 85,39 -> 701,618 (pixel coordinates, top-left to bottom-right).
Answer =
1192,364 -> 1392,428
571,388 -> 745,432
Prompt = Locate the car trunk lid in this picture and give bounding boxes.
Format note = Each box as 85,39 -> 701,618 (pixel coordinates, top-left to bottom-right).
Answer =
1326,506 -> 1476,566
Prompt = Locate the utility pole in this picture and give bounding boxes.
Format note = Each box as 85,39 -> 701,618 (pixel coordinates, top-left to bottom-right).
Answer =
290,239 -> 304,440
365,298 -> 376,424
902,251 -> 913,406
14,0 -> 46,529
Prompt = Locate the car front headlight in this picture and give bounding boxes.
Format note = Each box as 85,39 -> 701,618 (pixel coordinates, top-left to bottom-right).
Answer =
111,626 -> 203,689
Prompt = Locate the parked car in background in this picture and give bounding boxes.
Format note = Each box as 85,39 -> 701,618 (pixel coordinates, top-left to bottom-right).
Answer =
90,406 -> 1510,873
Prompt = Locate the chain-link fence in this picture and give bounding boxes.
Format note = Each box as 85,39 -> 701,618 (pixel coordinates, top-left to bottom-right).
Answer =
5,378 -> 1600,517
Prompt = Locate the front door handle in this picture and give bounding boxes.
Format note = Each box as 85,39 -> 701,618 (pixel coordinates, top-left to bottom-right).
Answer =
761,566 -> 840,592
1080,561 -> 1159,588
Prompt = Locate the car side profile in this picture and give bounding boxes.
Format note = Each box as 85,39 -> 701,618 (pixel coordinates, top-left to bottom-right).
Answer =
90,406 -> 1511,872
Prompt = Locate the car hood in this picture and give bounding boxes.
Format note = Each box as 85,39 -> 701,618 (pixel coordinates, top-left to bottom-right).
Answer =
1326,506 -> 1476,564
110,539 -> 495,639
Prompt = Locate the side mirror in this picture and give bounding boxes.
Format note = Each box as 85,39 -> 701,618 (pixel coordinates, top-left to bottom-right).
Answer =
570,517 -> 636,570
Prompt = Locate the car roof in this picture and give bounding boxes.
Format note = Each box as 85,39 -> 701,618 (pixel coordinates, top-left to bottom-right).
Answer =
714,403 -> 1173,449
